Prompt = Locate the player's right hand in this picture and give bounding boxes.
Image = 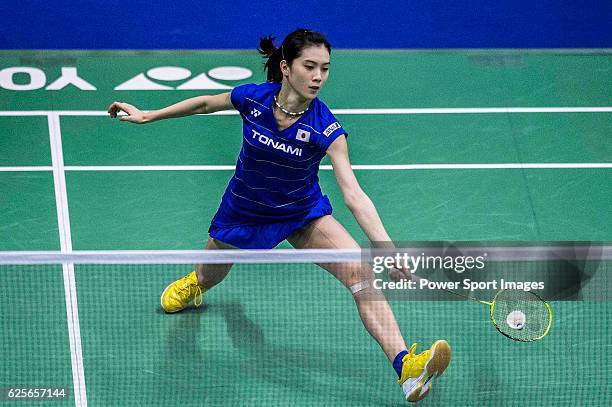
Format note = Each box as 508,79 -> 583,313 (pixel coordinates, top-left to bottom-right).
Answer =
107,102 -> 146,124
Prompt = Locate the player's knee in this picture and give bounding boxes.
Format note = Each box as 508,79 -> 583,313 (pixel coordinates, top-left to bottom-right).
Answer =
349,279 -> 371,294
348,278 -> 387,302
339,263 -> 379,298
338,262 -> 373,288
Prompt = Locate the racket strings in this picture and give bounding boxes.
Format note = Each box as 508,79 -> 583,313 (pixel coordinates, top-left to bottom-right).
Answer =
491,290 -> 552,341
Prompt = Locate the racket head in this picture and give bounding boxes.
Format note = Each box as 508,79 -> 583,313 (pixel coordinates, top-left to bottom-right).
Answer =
489,289 -> 552,342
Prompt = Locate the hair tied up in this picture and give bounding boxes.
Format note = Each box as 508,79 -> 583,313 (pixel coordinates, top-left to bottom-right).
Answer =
258,36 -> 277,58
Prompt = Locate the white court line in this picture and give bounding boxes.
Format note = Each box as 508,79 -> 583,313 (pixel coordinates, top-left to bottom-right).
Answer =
1,107 -> 612,116
48,113 -> 87,407
63,163 -> 612,170
65,165 -> 237,171
1,163 -> 611,172
331,107 -> 612,114
0,166 -> 53,171
342,163 -> 612,170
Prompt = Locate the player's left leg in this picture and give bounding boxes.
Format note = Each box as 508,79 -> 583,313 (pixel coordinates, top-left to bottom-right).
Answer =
287,215 -> 451,402
288,215 -> 406,360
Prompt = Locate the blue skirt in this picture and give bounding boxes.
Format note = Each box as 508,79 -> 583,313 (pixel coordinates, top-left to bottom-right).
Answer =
208,195 -> 333,249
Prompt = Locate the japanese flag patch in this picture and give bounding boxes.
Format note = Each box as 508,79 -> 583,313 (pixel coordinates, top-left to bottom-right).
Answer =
296,129 -> 311,142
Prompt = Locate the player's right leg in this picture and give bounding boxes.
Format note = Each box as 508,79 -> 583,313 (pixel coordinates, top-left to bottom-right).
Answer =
161,237 -> 234,313
287,215 -> 451,403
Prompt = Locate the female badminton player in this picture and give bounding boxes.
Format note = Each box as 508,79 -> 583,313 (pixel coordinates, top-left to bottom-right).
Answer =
107,28 -> 450,403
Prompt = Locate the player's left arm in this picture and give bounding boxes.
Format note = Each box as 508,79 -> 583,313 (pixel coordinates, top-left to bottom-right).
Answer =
327,136 -> 391,242
326,135 -> 391,243
327,136 -> 410,279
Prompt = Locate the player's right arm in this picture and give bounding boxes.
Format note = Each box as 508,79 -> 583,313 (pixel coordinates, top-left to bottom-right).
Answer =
107,92 -> 233,124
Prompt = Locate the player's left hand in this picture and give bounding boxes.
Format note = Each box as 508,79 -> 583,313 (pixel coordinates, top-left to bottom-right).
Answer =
389,265 -> 412,282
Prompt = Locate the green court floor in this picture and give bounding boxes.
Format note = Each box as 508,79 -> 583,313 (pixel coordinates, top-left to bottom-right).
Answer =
1,50 -> 611,406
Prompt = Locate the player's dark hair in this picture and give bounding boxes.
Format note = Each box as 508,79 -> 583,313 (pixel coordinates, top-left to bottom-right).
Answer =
258,28 -> 332,83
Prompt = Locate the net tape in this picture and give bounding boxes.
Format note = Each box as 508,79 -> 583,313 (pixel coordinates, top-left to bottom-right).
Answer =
1,244 -> 610,265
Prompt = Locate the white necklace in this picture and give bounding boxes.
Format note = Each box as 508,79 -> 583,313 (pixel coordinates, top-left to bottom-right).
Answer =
274,95 -> 307,117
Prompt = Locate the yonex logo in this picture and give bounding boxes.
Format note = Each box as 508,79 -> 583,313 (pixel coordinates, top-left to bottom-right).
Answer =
251,108 -> 261,117
0,65 -> 253,91
0,67 -> 96,91
115,66 -> 253,90
323,122 -> 340,137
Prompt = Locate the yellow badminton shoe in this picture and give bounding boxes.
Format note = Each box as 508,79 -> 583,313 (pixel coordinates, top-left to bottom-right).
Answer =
160,271 -> 205,313
398,340 -> 451,403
